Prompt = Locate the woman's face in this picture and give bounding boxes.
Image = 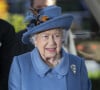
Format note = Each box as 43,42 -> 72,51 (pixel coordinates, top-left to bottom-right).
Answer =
34,29 -> 63,60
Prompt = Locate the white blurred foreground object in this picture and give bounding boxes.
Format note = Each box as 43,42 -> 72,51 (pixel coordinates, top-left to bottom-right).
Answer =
64,29 -> 77,55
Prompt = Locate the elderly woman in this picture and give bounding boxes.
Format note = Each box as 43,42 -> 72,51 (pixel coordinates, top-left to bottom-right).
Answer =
8,5 -> 91,90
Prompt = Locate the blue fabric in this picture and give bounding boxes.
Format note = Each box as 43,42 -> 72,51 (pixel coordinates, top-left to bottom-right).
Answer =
8,48 -> 91,90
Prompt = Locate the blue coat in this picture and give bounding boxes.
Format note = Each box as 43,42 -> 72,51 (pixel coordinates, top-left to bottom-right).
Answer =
8,48 -> 91,90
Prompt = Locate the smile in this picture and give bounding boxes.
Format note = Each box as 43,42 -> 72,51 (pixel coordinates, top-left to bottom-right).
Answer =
45,48 -> 56,52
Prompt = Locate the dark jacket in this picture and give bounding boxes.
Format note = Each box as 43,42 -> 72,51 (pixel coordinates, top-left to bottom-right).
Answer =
0,19 -> 17,90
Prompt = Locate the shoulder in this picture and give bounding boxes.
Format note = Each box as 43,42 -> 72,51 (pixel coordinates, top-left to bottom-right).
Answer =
66,53 -> 85,68
0,19 -> 14,31
10,51 -> 33,73
13,51 -> 31,66
17,51 -> 31,58
68,53 -> 83,62
15,51 -> 31,59
69,53 -> 81,59
0,19 -> 13,27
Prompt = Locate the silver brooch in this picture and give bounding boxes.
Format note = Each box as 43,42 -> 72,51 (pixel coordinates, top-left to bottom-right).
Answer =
70,64 -> 76,74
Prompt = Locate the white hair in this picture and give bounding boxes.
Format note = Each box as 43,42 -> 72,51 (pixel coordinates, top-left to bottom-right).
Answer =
29,34 -> 36,45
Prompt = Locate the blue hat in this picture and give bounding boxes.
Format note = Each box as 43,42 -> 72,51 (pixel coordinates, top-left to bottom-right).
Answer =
22,5 -> 73,44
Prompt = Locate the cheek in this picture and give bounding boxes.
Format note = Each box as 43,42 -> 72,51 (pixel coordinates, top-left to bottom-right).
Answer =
36,42 -> 44,50
56,42 -> 62,53
35,40 -> 47,54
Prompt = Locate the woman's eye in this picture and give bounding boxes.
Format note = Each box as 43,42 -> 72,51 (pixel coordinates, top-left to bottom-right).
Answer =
55,34 -> 61,37
44,35 -> 48,37
42,35 -> 49,39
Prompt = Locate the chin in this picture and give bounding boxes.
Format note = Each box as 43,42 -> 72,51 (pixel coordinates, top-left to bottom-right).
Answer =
45,54 -> 56,58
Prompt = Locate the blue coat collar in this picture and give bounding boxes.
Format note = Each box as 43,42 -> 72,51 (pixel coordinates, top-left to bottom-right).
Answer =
31,48 -> 69,77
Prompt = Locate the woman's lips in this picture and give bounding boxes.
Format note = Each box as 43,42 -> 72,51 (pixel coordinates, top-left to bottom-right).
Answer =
46,48 -> 56,52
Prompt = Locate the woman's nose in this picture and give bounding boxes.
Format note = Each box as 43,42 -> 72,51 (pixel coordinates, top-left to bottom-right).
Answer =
48,36 -> 56,45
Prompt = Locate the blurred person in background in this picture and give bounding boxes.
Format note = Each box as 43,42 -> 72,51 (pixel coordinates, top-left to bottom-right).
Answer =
30,0 -> 56,9
9,5 -> 91,90
0,19 -> 17,90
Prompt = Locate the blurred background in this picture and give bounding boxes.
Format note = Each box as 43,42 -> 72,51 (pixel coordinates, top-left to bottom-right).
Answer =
0,0 -> 100,90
